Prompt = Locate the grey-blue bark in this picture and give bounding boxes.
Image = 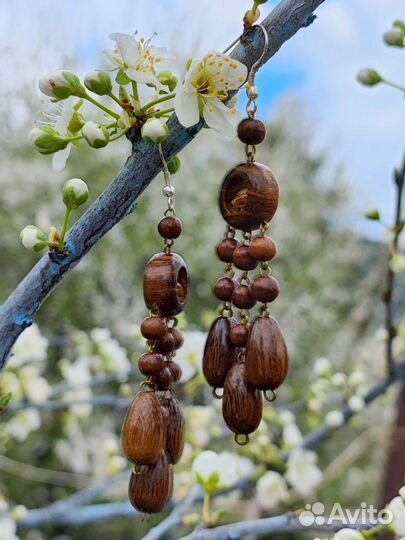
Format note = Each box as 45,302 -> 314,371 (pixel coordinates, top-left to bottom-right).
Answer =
0,0 -> 325,369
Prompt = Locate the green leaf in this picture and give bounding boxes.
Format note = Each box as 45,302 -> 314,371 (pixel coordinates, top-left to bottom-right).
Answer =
115,70 -> 131,85
0,392 -> 12,414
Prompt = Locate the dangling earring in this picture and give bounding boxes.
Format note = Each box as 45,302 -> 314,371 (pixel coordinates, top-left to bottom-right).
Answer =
203,25 -> 289,446
122,145 -> 188,514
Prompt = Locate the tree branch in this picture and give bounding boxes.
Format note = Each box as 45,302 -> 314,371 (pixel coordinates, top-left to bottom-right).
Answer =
0,0 -> 325,370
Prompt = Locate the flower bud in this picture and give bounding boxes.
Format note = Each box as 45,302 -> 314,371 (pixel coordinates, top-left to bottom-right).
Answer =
63,178 -> 89,209
383,28 -> 404,47
84,70 -> 113,95
67,110 -> 85,134
82,121 -> 109,148
356,68 -> 382,86
141,117 -> 169,144
39,70 -> 85,99
168,155 -> 181,174
365,208 -> 380,220
28,127 -> 69,155
157,70 -> 178,91
20,225 -> 48,252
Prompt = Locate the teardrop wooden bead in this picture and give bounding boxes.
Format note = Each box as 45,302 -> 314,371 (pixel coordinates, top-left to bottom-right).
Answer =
229,323 -> 250,347
138,353 -> 165,376
237,118 -> 266,145
158,216 -> 182,239
150,333 -> 176,355
214,277 -> 237,302
251,276 -> 280,303
140,317 -> 168,339
216,238 -> 241,263
168,327 -> 184,350
166,360 -> 182,383
219,163 -> 279,231
203,316 -> 237,388
232,285 -> 256,310
248,236 -> 277,261
222,362 -> 263,435
144,253 -> 190,317
162,397 -> 185,464
128,451 -> 173,513
121,392 -> 164,464
245,316 -> 288,390
232,245 -> 258,271
155,366 -> 175,390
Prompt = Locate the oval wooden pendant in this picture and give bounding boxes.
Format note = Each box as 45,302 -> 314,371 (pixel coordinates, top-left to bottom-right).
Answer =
202,316 -> 237,388
245,316 -> 289,390
121,392 -> 165,465
144,252 -> 190,317
222,362 -> 263,434
219,162 -> 279,231
162,396 -> 185,464
128,451 -> 173,513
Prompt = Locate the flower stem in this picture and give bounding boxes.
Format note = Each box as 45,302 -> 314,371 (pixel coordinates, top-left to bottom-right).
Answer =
141,93 -> 175,113
59,207 -> 72,249
363,524 -> 389,538
382,78 -> 405,92
202,493 -> 212,526
107,92 -> 125,110
110,129 -> 129,142
83,93 -> 120,119
146,108 -> 174,119
132,81 -> 139,103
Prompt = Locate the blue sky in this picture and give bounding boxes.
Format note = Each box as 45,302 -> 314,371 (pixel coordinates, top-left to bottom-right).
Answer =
0,0 -> 403,238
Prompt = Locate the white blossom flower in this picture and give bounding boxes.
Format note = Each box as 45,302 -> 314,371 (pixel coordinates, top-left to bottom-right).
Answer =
11,324 -> 48,368
11,505 -> 28,521
20,369 -> 51,404
348,371 -> 366,387
283,422 -> 303,448
256,471 -> 289,510
84,70 -> 112,95
192,450 -> 252,494
106,33 -> 173,88
331,372 -> 347,387
387,496 -> 405,536
333,528 -> 364,540
400,485 -> 405,501
63,178 -> 89,208
141,117 -> 169,144
175,331 -> 206,382
348,395 -> 365,412
325,410 -> 345,427
20,225 -> 47,252
357,68 -> 382,86
285,449 -> 323,496
383,28 -> 404,47
186,405 -> 218,447
60,356 -> 93,417
314,357 -> 331,376
0,515 -> 19,540
90,328 -> 131,378
39,70 -> 84,99
308,398 -> 323,412
175,52 -> 247,136
82,121 -> 109,148
6,409 -> 41,441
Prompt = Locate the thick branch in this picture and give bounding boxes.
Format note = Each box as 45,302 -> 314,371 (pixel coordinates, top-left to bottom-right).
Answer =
0,0 -> 325,370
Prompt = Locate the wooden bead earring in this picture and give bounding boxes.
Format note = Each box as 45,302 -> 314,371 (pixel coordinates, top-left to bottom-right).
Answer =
203,25 -> 289,445
122,145 -> 188,514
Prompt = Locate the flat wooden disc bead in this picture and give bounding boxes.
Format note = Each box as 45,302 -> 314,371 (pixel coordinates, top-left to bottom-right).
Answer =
230,323 -> 250,347
144,253 -> 189,317
140,317 -> 168,339
233,245 -> 258,271
232,285 -> 256,309
214,277 -> 237,302
216,238 -> 241,263
237,118 -> 266,145
251,276 -> 280,303
249,236 -> 277,262
219,163 -> 279,231
158,216 -> 182,239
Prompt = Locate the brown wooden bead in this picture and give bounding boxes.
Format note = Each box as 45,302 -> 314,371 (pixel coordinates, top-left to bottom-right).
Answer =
248,236 -> 277,261
214,277 -> 237,302
232,285 -> 256,310
246,316 -> 289,390
162,397 -> 185,464
216,238 -> 241,263
138,353 -> 165,376
140,317 -> 168,339
166,361 -> 182,383
203,316 -> 237,388
121,392 -> 164,464
168,327 -> 184,350
222,362 -> 263,435
150,333 -> 176,355
144,253 -> 189,317
251,276 -> 280,303
237,118 -> 266,145
128,451 -> 173,513
219,163 -> 279,231
229,323 -> 250,347
155,367 -> 174,390
232,245 -> 258,271
158,216 -> 182,239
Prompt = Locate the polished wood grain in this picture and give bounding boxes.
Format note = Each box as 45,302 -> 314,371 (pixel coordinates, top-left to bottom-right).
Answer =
203,316 -> 237,388
229,323 -> 250,348
155,366 -> 174,391
166,360 -> 182,383
162,396 -> 185,464
214,277 -> 237,302
128,451 -> 173,513
237,118 -> 266,145
232,284 -> 256,310
222,362 -> 263,435
138,353 -> 165,376
168,327 -> 184,350
121,392 -> 164,464
157,216 -> 182,239
246,315 -> 288,390
251,276 -> 280,303
143,253 -> 190,317
232,245 -> 258,271
248,236 -> 277,261
140,316 -> 168,339
216,238 -> 241,263
150,333 -> 176,355
219,163 -> 279,231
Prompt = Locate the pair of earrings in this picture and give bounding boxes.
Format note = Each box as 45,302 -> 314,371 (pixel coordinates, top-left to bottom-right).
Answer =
121,24 -> 288,514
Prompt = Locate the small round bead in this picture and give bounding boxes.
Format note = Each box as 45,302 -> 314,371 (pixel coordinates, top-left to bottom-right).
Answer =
158,216 -> 182,239
140,317 -> 168,339
167,361 -> 182,383
138,353 -> 165,376
237,118 -> 266,145
168,327 -> 184,350
163,185 -> 175,197
155,366 -> 174,390
248,236 -> 277,261
251,276 -> 280,303
233,245 -> 258,271
214,277 -> 236,302
216,238 -> 241,263
232,285 -> 256,309
230,323 -> 250,347
150,333 -> 176,355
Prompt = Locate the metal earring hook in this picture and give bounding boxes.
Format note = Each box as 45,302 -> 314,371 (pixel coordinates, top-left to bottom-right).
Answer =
247,24 -> 269,87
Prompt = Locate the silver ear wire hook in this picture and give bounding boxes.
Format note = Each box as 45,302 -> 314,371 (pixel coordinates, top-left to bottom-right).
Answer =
247,24 -> 269,87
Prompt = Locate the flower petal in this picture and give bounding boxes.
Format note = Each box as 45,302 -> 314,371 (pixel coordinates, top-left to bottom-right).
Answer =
203,53 -> 247,91
52,144 -> 71,173
203,98 -> 239,136
109,33 -> 136,57
175,84 -> 200,127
